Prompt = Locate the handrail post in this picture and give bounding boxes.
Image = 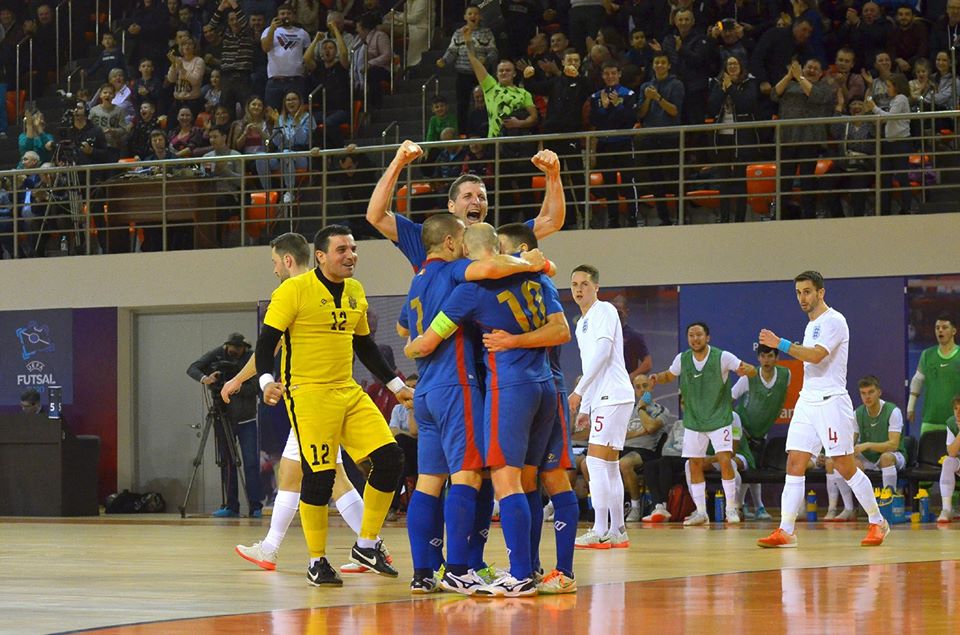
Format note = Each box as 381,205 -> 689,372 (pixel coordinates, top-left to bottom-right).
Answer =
84,167 -> 92,255
55,3 -> 61,86
583,135 -> 591,229
239,152 -> 247,244
874,117 -> 882,216
15,38 -> 21,126
363,44 -> 369,114
28,37 -> 34,103
774,124 -> 782,221
321,148 -> 328,226
95,0 -> 100,42
68,0 -> 74,72
678,129 -> 685,226
161,159 -> 168,251
11,170 -> 19,259
322,87 -> 327,148
493,140 -> 500,227
388,9 -> 395,93
421,74 -> 437,138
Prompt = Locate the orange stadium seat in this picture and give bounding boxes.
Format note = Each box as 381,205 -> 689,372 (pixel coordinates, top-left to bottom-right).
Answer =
247,191 -> 279,239
686,189 -> 721,209
395,183 -> 433,213
746,163 -> 777,215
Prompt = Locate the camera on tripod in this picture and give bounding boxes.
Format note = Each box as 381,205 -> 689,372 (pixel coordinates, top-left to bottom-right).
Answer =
206,359 -> 241,395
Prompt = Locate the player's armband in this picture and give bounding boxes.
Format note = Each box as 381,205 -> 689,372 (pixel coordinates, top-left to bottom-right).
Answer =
430,312 -> 459,339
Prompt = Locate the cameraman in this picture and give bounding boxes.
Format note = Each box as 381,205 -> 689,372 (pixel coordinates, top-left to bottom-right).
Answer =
187,332 -> 264,518
62,100 -> 113,167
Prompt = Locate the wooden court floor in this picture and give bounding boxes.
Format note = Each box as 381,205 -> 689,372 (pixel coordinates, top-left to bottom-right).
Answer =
3,515 -> 959,634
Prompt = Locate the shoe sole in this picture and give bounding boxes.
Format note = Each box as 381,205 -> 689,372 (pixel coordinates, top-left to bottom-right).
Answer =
574,542 -> 612,550
643,515 -> 669,523
349,555 -> 399,578
410,585 -> 439,595
757,540 -> 797,548
861,526 -> 891,547
538,584 -> 577,595
307,577 -> 344,587
610,541 -> 629,549
938,519 -> 952,524
235,546 -> 276,571
340,563 -> 371,573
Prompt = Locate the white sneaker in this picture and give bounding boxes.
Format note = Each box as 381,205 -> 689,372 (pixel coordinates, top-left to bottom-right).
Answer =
574,528 -> 611,549
543,501 -> 555,522
835,509 -> 856,522
235,541 -> 278,570
625,506 -> 643,522
642,503 -> 672,523
823,508 -> 839,521
474,573 -> 538,597
606,530 -> 630,548
726,507 -> 741,524
683,511 -> 709,526
938,509 -> 953,524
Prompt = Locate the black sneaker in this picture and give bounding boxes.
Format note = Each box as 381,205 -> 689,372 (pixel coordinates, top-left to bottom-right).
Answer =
350,541 -> 399,578
409,573 -> 439,594
307,557 -> 343,587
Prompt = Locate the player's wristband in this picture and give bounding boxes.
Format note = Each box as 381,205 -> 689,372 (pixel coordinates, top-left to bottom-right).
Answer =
259,373 -> 276,391
430,311 -> 459,340
777,338 -> 792,354
386,377 -> 406,394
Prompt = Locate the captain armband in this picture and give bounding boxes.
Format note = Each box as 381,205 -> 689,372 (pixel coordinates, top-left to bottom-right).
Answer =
430,312 -> 460,340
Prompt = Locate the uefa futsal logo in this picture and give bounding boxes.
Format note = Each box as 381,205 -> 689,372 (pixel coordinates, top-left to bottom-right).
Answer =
16,321 -> 55,360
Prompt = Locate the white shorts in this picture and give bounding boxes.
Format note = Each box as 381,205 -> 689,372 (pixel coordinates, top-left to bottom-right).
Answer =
786,394 -> 856,458
682,425 -> 734,458
587,402 -> 634,450
282,429 -> 343,465
860,452 -> 906,471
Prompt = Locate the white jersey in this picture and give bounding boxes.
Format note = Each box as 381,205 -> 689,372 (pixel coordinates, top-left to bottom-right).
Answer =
262,25 -> 310,78
799,307 -> 849,400
573,300 -> 634,413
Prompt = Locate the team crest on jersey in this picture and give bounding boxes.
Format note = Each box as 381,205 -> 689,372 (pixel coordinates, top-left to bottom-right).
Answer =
812,325 -> 821,339
348,296 -> 358,310
580,319 -> 588,332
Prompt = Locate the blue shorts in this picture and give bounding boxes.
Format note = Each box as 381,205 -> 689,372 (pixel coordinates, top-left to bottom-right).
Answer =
541,389 -> 575,471
485,379 -> 557,469
414,384 -> 484,475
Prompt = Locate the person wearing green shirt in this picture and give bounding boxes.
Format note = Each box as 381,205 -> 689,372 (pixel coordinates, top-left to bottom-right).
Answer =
851,376 -> 907,493
731,343 -> 791,520
937,396 -> 960,522
908,314 -> 960,436
463,23 -> 538,139
650,321 -> 755,526
425,94 -> 458,142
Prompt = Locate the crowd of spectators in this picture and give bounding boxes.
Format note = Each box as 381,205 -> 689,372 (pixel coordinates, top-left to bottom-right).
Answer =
1,0 -> 959,257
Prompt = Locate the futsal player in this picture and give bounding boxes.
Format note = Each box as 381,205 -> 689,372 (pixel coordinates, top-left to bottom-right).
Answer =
405,223 -> 569,597
936,396 -> 960,522
223,233 -> 390,573
396,214 -> 551,595
568,265 -> 635,549
650,322 -> 755,526
254,225 -> 410,585
757,270 -> 890,548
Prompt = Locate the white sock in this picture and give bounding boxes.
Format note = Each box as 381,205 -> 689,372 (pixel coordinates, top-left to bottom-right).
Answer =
737,482 -> 748,508
335,488 -> 365,536
750,483 -> 763,509
837,473 -> 855,511
846,468 -> 883,524
586,456 -> 610,535
779,475 -> 805,534
881,465 -> 897,492
940,457 -> 959,512
722,478 -> 737,511
826,472 -> 840,511
630,498 -> 641,509
690,481 -> 707,515
262,489 -> 300,553
684,460 -> 693,490
606,459 -> 626,533
729,460 -> 741,506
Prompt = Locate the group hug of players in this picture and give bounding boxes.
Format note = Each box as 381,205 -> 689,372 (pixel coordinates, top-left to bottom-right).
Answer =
226,140 -> 960,595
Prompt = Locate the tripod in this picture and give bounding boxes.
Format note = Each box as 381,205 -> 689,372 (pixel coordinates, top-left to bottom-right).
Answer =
178,389 -> 248,518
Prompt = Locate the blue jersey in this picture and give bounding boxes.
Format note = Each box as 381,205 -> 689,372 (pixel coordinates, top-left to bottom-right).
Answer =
399,258 -> 479,394
392,215 -> 537,272
541,276 -> 565,386
441,271 -> 562,388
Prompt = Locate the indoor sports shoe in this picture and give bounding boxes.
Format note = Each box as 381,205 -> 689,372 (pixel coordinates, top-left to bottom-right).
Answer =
476,565 -> 509,585
212,506 -> 240,518
307,557 -> 343,586
757,528 -> 797,548
835,509 -> 856,522
574,528 -> 611,549
823,508 -> 839,521
606,530 -> 630,548
625,507 -> 643,522
410,573 -> 440,594
861,519 -> 890,547
543,501 -> 555,522
350,541 -> 399,578
726,507 -> 741,524
938,510 -> 954,524
683,511 -> 709,527
642,503 -> 671,523
440,569 -> 486,595
755,506 -> 773,521
537,569 -> 577,595
743,508 -> 756,520
340,562 -> 371,574
474,574 -> 538,598
250,508 -> 263,519
235,541 -> 278,570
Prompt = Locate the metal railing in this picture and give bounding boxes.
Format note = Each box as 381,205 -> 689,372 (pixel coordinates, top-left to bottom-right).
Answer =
14,35 -> 34,124
381,120 -> 399,166
349,39 -> 364,130
307,84 -> 326,149
55,0 -> 73,86
421,73 -> 439,138
0,110 -> 957,259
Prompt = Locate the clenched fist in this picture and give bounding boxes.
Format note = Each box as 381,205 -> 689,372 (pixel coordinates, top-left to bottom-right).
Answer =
395,139 -> 424,166
530,149 -> 560,176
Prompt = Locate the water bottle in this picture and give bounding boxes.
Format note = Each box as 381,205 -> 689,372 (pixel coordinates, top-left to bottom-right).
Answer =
714,489 -> 725,522
806,490 -> 817,522
892,491 -> 906,524
918,489 -> 931,522
60,234 -> 68,256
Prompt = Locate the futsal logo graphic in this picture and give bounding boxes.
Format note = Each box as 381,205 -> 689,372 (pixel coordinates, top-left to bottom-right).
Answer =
16,321 -> 55,360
